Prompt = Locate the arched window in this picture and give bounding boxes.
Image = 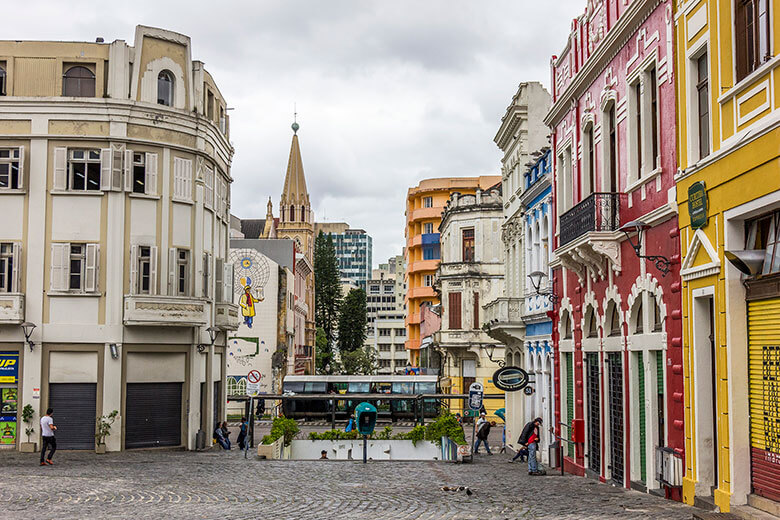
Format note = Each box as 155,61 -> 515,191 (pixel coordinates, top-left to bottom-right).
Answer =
157,70 -> 174,106
301,205 -> 306,222
585,306 -> 598,338
561,311 -> 573,340
289,205 -> 295,222
62,66 -> 95,97
652,296 -> 663,332
0,65 -> 6,96
634,297 -> 644,334
607,302 -> 621,337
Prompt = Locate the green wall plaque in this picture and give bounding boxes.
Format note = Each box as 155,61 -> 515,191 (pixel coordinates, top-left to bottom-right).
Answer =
688,181 -> 708,230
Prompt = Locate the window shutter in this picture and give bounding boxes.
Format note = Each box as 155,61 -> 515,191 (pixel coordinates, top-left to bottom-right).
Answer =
17,146 -> 25,190
473,291 -> 479,329
129,245 -> 138,295
100,148 -> 112,191
204,167 -> 214,209
214,257 -> 224,302
50,243 -> 68,291
168,247 -> 176,295
224,262 -> 233,304
735,1 -> 749,81
11,243 -> 21,292
184,159 -> 193,201
85,243 -> 99,292
145,153 -> 158,196
202,252 -> 211,298
53,147 -> 67,190
112,146 -> 123,190
448,292 -> 462,329
124,150 -> 133,191
150,246 -> 158,295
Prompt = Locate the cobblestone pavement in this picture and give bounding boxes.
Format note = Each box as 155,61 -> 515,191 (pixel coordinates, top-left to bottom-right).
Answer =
0,449 -> 701,519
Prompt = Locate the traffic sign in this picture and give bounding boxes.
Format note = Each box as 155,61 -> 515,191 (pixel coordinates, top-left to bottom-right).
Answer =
247,370 -> 261,384
246,382 -> 261,397
468,382 -> 484,411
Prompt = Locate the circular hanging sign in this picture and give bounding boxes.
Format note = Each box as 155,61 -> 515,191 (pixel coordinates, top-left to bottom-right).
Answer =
523,386 -> 534,396
247,370 -> 261,384
492,366 -> 529,392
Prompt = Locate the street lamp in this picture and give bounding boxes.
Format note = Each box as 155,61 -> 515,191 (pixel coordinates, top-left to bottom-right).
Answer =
20,322 -> 36,352
197,326 -> 220,353
619,220 -> 671,276
527,271 -> 558,305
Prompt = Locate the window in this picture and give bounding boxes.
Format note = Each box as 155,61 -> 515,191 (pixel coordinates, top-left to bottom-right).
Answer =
649,68 -> 659,171
379,359 -> 391,368
0,243 -> 19,293
423,222 -> 434,234
584,125 -> 595,196
379,344 -> 392,352
473,291 -> 479,329
607,303 -> 621,337
128,153 -> 145,194
50,243 -> 98,293
396,342 -> 406,349
137,246 -> 154,294
735,0 -> 771,82
0,64 -> 6,96
634,81 -> 643,177
462,228 -> 475,262
696,53 -> 710,160
607,103 -> 617,191
0,148 -> 22,190
173,157 -> 193,201
423,196 -> 433,208
157,70 -> 174,106
562,311 -> 573,339
207,90 -> 215,119
204,166 -> 214,208
586,308 -> 598,338
634,298 -> 644,334
289,205 -> 295,222
202,253 -> 211,298
175,249 -> 190,296
370,284 -> 380,294
379,328 -> 391,336
62,66 -> 95,97
746,211 -> 780,274
68,149 -> 101,191
383,284 -> 393,294
652,297 -> 663,332
423,275 -> 434,287
448,291 -> 462,329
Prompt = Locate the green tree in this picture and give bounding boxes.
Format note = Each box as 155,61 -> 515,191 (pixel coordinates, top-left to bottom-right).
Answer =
314,231 -> 341,372
340,346 -> 377,375
315,327 -> 340,374
338,288 -> 367,354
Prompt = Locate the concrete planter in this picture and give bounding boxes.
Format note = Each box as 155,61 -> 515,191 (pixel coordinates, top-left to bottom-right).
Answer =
256,437 -> 284,459
20,442 -> 37,453
95,443 -> 107,454
290,439 -> 441,461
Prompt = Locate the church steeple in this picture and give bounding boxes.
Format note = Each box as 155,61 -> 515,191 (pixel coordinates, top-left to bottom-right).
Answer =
280,119 -> 310,223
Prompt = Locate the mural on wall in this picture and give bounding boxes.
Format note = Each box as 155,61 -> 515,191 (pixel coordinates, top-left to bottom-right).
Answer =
228,249 -> 270,328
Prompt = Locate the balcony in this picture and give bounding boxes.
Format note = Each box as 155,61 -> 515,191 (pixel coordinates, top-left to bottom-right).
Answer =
409,206 -> 441,222
123,295 -> 208,327
433,329 -> 486,346
295,345 -> 314,359
556,192 -> 624,281
408,286 -> 435,299
214,302 -> 241,331
483,297 -> 524,344
0,294 -> 24,324
409,259 -> 440,274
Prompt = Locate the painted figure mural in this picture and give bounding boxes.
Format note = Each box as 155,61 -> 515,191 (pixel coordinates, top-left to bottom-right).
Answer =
238,285 -> 263,328
230,249 -> 271,328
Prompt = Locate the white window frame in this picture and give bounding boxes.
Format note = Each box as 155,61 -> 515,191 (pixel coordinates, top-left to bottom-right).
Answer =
60,149 -> 104,192
0,242 -> 21,293
423,196 -> 433,208
169,248 -> 190,296
129,244 -> 158,295
686,38 -> 711,165
50,242 -> 99,293
124,151 -> 156,196
423,222 -> 434,234
204,165 -> 215,210
0,147 -> 24,190
202,252 -> 212,298
173,157 -> 193,202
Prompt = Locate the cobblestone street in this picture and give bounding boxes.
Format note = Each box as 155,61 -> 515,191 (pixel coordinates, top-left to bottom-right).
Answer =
0,449 -> 701,519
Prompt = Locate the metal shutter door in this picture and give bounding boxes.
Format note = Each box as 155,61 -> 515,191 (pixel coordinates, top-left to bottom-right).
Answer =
608,352 -> 624,485
587,353 -> 601,473
125,383 -> 182,449
48,383 -> 96,450
748,299 -> 780,501
566,353 -> 574,458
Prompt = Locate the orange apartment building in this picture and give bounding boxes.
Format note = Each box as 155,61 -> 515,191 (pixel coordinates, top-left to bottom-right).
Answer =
404,176 -> 501,366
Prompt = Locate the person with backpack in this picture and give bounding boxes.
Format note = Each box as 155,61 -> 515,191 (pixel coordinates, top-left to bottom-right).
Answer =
473,420 -> 495,455
516,417 -> 546,475
345,413 -> 355,433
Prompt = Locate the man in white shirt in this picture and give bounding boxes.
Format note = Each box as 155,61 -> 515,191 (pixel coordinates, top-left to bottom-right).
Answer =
40,408 -> 57,466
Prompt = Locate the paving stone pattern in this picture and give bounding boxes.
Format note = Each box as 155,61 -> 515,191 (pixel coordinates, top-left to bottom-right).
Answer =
0,449 -> 700,519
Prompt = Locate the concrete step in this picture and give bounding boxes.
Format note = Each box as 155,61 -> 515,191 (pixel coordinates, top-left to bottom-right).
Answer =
747,495 -> 780,518
730,505 -> 780,520
695,495 -> 718,512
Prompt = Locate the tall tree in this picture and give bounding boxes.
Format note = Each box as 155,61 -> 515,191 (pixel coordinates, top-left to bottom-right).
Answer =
340,346 -> 377,375
314,231 -> 341,373
338,288 -> 367,354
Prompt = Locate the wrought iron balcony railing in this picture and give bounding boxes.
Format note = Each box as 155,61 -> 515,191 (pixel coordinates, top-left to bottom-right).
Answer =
559,192 -> 621,247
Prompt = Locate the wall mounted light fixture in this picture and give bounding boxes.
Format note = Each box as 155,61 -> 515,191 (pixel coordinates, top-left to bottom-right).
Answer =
619,220 -> 671,276
20,322 -> 36,352
527,271 -> 558,305
197,326 -> 220,353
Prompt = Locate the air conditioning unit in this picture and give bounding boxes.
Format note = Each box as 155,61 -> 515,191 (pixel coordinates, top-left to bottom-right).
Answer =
655,446 -> 683,487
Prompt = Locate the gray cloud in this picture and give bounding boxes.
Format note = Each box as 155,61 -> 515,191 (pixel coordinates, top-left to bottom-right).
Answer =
7,0 -> 584,264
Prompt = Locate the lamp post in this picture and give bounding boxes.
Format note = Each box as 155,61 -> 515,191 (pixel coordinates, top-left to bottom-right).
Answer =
527,271 -> 558,305
618,220 -> 671,276
20,322 -> 36,352
198,326 -> 220,353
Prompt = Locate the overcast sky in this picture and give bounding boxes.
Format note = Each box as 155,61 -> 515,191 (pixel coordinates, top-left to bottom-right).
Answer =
10,0 -> 583,266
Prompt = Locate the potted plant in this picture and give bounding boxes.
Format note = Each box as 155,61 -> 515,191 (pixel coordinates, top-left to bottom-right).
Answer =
20,404 -> 36,453
95,410 -> 118,454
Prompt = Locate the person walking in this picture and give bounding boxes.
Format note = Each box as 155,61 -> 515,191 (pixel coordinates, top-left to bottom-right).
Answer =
473,420 -> 495,455
476,411 -> 486,431
345,414 -> 355,433
516,417 -> 546,475
237,417 -> 248,450
40,408 -> 57,466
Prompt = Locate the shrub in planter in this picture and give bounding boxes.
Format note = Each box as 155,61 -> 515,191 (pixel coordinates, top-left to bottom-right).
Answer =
307,429 -> 359,440
95,410 -> 119,453
21,404 -> 36,452
424,412 -> 466,446
261,416 -> 299,446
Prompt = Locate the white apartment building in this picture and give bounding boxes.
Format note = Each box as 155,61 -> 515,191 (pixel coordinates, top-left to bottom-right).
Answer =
0,26 -> 238,452
366,265 -> 407,374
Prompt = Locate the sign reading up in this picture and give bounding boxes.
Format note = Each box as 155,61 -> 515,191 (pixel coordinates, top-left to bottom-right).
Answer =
0,352 -> 19,384
688,181 -> 708,230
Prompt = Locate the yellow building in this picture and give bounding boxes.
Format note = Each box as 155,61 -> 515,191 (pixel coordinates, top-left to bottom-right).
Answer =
404,176 -> 500,366
674,0 -> 780,512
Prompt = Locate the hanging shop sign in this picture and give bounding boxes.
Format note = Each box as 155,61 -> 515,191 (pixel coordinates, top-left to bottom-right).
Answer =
492,366 -> 530,392
688,181 -> 708,230
0,352 -> 19,384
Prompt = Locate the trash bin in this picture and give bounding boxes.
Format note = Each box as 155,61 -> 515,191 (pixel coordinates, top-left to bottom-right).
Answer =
195,429 -> 206,450
548,441 -> 560,469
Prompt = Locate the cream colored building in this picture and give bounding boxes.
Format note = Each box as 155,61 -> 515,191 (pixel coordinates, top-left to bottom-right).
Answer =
434,187 -> 505,420
0,26 -> 239,452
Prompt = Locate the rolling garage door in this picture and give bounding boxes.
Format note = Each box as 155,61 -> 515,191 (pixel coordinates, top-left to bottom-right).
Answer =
48,383 -> 96,450
125,383 -> 182,449
747,299 -> 780,501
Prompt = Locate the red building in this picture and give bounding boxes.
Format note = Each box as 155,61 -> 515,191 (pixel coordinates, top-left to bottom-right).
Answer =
546,0 -> 684,498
